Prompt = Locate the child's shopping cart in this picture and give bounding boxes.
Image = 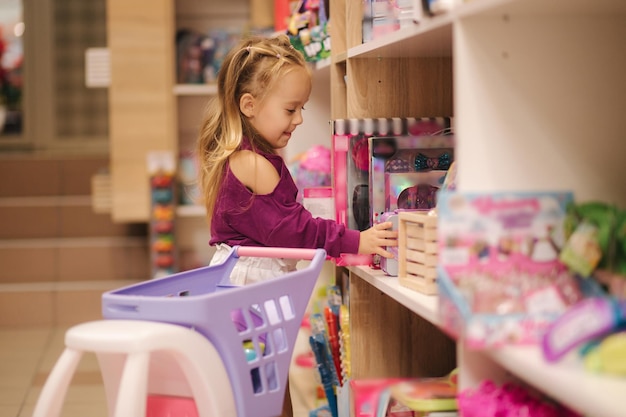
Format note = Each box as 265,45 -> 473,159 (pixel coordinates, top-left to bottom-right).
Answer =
33,246 -> 327,417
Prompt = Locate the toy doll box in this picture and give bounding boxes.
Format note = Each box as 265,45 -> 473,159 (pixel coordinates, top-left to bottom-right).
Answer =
368,121 -> 454,226
435,190 -> 605,348
398,210 -> 439,295
332,117 -> 452,232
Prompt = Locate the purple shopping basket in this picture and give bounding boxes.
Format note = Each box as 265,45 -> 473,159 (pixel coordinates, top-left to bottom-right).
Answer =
102,246 -> 327,417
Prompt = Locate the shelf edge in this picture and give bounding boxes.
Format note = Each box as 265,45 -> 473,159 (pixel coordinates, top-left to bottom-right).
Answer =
348,266 -> 440,325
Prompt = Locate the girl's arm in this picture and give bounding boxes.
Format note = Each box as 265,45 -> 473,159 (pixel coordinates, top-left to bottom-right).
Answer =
227,150 -> 397,258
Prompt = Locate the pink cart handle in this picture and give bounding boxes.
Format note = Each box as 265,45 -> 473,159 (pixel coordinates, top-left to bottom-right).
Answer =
235,246 -> 320,260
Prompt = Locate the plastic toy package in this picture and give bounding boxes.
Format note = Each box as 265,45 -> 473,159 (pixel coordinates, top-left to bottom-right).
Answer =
350,371 -> 458,417
287,0 -> 331,63
458,380 -> 580,417
436,190 -> 606,348
332,117 -> 453,232
370,135 -> 454,226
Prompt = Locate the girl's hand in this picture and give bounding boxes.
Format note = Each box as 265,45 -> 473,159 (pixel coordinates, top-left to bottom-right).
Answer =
358,221 -> 398,259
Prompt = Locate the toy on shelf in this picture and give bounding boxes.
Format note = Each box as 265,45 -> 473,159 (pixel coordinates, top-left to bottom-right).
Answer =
349,370 -> 458,417
582,330 -> 626,376
458,380 -> 581,417
176,27 -> 242,85
436,190 -> 606,348
559,200 -> 626,298
379,372 -> 458,416
369,131 -> 454,226
287,0 -> 331,63
542,296 -> 626,366
289,144 -> 332,203
332,117 -> 453,233
363,0 -> 415,43
148,151 -> 178,277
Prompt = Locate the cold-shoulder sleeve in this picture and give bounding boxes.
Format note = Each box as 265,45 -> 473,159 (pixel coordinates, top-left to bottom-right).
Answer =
210,147 -> 361,257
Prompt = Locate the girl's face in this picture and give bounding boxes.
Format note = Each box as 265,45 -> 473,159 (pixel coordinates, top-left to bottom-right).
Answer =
245,67 -> 311,150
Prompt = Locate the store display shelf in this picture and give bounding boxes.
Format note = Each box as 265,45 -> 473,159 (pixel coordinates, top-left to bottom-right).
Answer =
456,0 -> 626,18
347,266 -> 440,325
347,0 -> 625,61
488,345 -> 626,417
332,51 -> 348,65
349,16 -> 453,59
173,84 -> 217,96
348,266 -> 626,417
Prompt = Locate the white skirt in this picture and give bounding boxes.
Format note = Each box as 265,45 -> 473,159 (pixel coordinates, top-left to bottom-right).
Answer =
209,243 -> 299,286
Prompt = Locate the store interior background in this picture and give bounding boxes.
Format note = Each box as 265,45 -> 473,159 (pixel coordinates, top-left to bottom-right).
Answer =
0,1 -> 325,415
0,0 -> 332,326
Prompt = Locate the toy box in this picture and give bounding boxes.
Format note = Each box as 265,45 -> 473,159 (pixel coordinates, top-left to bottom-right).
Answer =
368,124 -> 453,226
332,117 -> 452,232
350,374 -> 458,417
436,190 -> 605,348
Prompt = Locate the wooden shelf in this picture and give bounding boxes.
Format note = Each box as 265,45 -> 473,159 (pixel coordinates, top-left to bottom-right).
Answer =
348,266 -> 626,417
488,346 -> 626,417
348,16 -> 453,59
173,84 -> 217,96
336,0 -> 626,415
347,266 -> 439,325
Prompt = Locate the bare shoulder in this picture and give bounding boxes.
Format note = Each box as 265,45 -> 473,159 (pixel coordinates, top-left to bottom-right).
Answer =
229,150 -> 280,194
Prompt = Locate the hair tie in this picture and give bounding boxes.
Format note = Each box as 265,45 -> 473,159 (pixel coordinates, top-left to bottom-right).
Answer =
246,46 -> 251,52
276,53 -> 281,59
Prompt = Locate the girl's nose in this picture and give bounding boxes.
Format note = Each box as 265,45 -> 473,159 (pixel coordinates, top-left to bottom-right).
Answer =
293,109 -> 304,125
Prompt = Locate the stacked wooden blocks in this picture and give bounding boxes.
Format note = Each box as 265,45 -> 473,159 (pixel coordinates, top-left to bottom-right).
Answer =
398,211 -> 439,295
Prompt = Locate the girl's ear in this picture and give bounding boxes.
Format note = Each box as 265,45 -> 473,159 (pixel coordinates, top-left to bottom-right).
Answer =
239,93 -> 256,118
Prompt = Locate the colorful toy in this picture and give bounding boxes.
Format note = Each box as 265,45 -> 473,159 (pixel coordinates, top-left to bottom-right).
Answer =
369,125 -> 454,225
148,151 -> 178,276
542,296 -> 626,362
458,380 -> 580,417
582,330 -> 626,375
287,0 -> 330,62
560,201 -> 626,285
436,190 -> 608,348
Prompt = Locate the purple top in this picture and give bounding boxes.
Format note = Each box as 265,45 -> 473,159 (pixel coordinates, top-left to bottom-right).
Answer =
210,139 -> 360,257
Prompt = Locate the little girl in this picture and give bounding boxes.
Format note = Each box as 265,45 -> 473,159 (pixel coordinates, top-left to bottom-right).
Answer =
196,34 -> 396,414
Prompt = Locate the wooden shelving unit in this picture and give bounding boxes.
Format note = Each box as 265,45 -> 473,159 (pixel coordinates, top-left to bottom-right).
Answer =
332,0 -> 626,415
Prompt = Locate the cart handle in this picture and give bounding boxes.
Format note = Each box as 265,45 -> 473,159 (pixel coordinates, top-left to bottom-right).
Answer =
234,246 -> 323,260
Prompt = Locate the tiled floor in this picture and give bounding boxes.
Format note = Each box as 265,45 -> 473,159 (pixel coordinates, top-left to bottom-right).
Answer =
0,325 -> 319,417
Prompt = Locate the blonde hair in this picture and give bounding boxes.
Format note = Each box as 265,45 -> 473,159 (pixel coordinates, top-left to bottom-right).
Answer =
197,34 -> 310,224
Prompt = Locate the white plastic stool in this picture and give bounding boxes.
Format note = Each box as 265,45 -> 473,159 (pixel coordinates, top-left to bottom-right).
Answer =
32,320 -> 237,417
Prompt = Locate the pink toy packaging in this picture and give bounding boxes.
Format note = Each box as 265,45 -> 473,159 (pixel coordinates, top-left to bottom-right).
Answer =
332,118 -> 375,231
369,132 -> 454,226
435,190 -> 605,348
332,117 -> 453,232
350,378 -> 413,417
